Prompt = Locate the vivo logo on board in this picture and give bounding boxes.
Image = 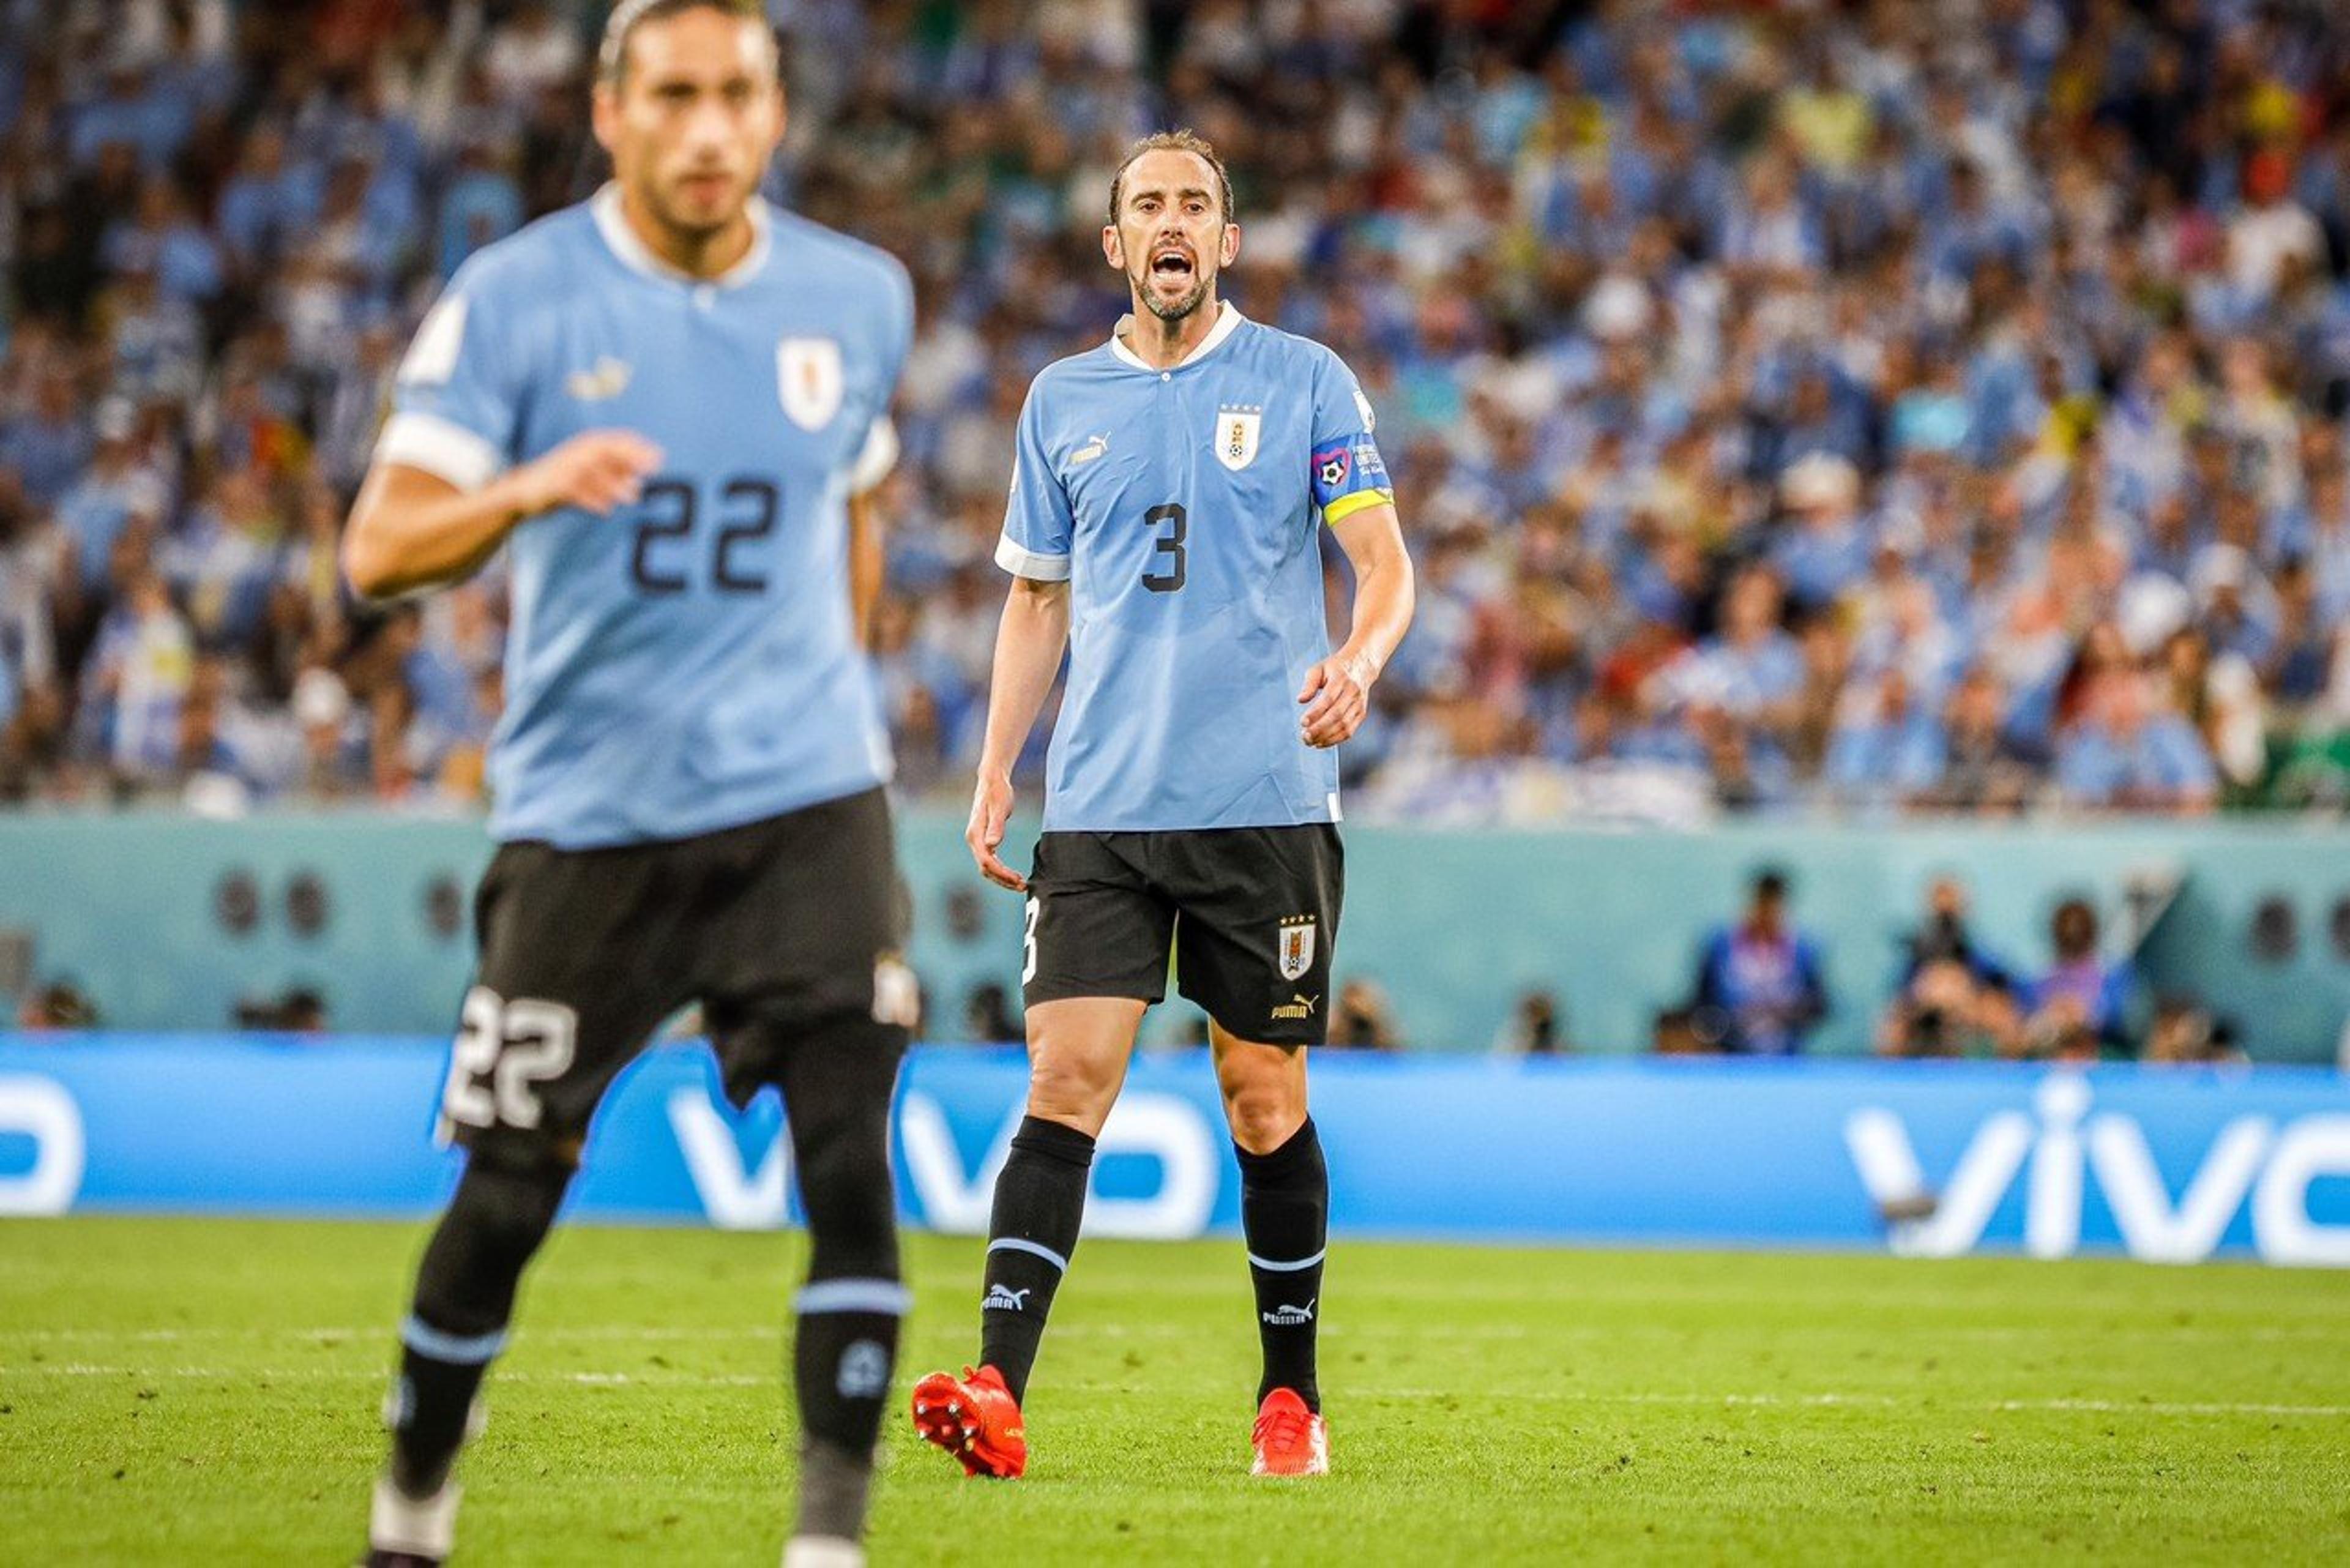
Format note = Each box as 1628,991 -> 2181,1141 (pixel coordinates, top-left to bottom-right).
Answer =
1847,1075 -> 2350,1267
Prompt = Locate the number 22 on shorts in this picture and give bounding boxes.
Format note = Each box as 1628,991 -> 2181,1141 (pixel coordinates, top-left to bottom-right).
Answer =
439,985 -> 579,1138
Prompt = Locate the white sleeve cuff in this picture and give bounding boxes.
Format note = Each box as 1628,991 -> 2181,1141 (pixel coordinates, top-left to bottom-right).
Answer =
994,534 -> 1072,581
375,412 -> 504,493
849,415 -> 899,493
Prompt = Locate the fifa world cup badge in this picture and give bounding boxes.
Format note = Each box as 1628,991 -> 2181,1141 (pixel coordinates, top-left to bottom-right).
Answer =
1215,403 -> 1262,471
1277,914 -> 1316,980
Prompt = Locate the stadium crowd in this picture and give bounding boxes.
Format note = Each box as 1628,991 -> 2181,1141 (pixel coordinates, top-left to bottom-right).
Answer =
4,0 -> 2350,823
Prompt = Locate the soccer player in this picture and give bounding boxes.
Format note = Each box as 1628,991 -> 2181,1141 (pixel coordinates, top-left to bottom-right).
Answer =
343,5 -> 915,1565
910,131 -> 1414,1480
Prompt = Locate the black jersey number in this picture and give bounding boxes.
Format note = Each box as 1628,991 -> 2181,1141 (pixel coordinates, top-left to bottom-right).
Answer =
1142,502 -> 1187,593
629,479 -> 695,594
629,477 -> 780,595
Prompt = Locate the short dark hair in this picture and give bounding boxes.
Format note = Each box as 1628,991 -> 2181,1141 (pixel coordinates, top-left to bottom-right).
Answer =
1753,867 -> 1791,903
1108,130 -> 1234,226
598,0 -> 769,85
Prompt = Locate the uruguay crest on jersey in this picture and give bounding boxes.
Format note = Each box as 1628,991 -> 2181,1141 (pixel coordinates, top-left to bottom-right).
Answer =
778,337 -> 844,431
1215,403 -> 1261,471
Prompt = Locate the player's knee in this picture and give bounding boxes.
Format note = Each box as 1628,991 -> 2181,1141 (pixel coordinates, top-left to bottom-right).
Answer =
794,1113 -> 897,1279
1223,1086 -> 1307,1155
1023,1070 -> 1116,1137
415,1149 -> 571,1332
1023,1044 -> 1124,1134
453,1145 -> 570,1243
1216,1055 -> 1308,1154
780,1019 -> 901,1279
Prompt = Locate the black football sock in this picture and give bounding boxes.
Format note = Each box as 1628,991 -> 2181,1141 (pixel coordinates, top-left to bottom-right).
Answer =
1237,1117 -> 1327,1413
389,1156 -> 569,1496
779,1014 -> 908,1543
977,1114 -> 1095,1405
791,1279 -> 905,1539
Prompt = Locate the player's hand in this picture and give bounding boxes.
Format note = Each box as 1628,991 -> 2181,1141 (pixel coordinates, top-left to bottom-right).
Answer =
966,771 -> 1026,892
517,430 -> 664,517
1297,652 -> 1375,749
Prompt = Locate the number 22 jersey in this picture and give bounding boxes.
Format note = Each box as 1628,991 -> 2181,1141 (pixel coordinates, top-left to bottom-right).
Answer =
998,302 -> 1393,832
376,185 -> 914,848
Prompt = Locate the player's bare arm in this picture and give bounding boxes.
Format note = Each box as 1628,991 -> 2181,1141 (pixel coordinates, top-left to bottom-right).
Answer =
343,431 -> 664,599
966,575 -> 1070,892
1299,501 -> 1414,749
846,487 -> 886,645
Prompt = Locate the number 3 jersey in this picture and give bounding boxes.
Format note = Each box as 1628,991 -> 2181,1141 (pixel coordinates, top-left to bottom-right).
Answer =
376,186 -> 913,848
998,303 -> 1393,832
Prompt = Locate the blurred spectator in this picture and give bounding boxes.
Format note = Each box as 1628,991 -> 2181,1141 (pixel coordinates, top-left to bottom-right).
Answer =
1877,876 -> 2020,1059
2021,898 -> 2136,1061
18,977 -> 99,1029
1650,1006 -> 1709,1057
2056,670 -> 2220,814
2144,995 -> 2247,1067
960,980 -> 1019,1045
1,366 -> 94,507
1327,977 -> 1400,1052
1492,988 -> 1567,1056
1826,667 -> 1946,810
1925,666 -> 2034,813
1691,867 -> 1829,1056
1770,456 -> 1870,613
234,984 -> 327,1034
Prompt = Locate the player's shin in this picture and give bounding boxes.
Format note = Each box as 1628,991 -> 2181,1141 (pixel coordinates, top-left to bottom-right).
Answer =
781,1020 -> 909,1545
977,1115 -> 1095,1403
791,1275 -> 907,1543
385,1152 -> 570,1502
1238,1117 -> 1327,1412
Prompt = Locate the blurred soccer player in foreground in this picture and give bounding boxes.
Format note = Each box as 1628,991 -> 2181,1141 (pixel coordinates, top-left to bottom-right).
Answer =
342,4 -> 915,1562
912,130 -> 1414,1481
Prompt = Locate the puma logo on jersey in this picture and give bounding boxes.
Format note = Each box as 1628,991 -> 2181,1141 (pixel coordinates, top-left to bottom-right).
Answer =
1270,993 -> 1321,1021
1069,433 -> 1110,465
565,357 -> 633,401
983,1284 -> 1032,1312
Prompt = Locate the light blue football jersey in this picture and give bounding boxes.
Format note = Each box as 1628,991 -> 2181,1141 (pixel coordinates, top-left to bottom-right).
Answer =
377,187 -> 912,848
998,304 -> 1393,832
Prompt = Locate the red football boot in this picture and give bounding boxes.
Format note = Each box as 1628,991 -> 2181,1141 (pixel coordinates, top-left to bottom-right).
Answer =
909,1365 -> 1027,1479
1250,1388 -> 1329,1477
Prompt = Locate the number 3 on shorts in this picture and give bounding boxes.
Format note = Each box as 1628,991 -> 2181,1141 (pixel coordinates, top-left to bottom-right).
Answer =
442,985 -> 579,1133
1021,897 -> 1040,985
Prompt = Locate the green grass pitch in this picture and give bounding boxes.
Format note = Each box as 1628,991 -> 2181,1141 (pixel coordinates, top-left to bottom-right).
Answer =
3,1218 -> 2346,1564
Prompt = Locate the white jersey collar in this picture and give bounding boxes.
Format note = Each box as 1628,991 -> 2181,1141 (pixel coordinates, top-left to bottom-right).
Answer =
590,182 -> 772,289
1108,299 -> 1245,371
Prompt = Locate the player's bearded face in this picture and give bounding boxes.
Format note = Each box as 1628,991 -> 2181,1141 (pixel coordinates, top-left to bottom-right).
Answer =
1110,151 -> 1237,323
596,12 -> 783,238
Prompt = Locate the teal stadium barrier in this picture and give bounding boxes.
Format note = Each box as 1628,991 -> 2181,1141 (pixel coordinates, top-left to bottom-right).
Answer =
5,812 -> 2350,1062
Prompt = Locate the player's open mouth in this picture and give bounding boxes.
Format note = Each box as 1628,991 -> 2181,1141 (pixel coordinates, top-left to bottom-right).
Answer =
1151,248 -> 1195,281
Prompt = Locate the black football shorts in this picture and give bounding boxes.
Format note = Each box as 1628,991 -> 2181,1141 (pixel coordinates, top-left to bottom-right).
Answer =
1020,825 -> 1343,1047
441,786 -> 911,1163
